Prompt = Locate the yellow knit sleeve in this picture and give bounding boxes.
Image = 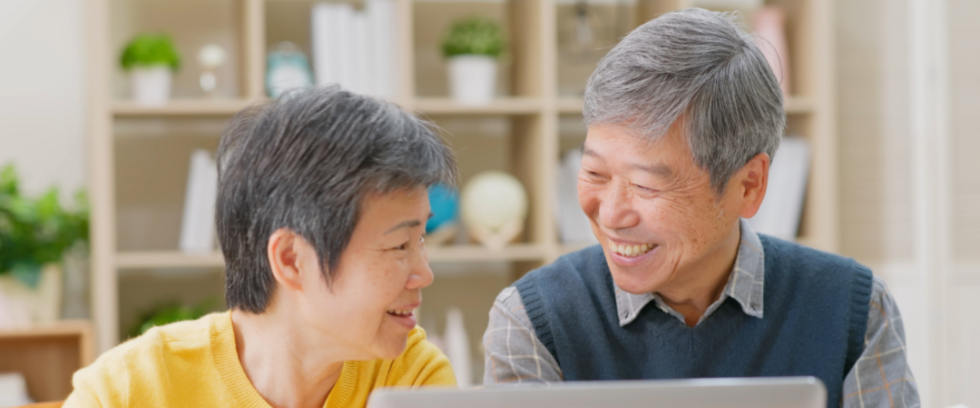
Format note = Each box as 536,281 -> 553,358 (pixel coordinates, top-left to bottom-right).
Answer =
388,327 -> 457,387
63,349 -> 129,408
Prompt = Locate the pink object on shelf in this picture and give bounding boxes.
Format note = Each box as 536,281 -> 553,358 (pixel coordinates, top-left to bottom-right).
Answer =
753,6 -> 791,97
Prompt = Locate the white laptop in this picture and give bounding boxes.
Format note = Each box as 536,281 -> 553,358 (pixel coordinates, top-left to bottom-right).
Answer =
367,377 -> 826,408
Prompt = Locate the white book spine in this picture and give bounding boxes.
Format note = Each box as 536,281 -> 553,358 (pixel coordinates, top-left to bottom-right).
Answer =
351,11 -> 370,95
180,150 -> 218,253
444,307 -> 473,388
335,3 -> 354,90
367,0 -> 395,99
311,3 -> 335,86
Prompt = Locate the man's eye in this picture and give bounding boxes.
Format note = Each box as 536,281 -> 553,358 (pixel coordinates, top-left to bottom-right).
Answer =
394,242 -> 409,251
635,184 -> 658,193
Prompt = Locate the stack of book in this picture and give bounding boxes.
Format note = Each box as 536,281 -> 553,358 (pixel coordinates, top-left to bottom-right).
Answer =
311,0 -> 400,99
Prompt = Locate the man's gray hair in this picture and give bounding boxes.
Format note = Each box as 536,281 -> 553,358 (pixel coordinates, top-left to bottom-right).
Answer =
584,8 -> 785,193
216,86 -> 457,313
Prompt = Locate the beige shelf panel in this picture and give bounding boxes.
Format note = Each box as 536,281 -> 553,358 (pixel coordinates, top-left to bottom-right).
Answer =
112,99 -> 258,117
412,97 -> 543,116
784,96 -> 815,115
557,98 -> 584,114
558,96 -> 814,116
116,251 -> 225,269
116,244 -> 548,269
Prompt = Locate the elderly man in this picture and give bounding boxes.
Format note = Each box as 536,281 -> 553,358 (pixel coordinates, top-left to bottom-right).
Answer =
483,9 -> 918,408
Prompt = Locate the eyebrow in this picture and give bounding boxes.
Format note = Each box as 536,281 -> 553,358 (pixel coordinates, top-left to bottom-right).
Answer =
383,213 -> 434,235
582,147 -> 674,178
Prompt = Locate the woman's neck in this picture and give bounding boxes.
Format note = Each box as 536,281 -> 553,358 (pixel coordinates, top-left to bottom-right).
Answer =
230,305 -> 345,408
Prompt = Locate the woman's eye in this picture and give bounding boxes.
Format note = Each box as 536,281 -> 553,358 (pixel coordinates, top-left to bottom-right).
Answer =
394,242 -> 409,251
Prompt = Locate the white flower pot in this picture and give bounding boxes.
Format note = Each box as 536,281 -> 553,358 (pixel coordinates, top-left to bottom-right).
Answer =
448,55 -> 497,105
0,265 -> 62,329
131,66 -> 173,105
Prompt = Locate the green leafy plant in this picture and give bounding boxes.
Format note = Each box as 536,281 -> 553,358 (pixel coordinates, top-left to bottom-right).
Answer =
0,165 -> 89,288
130,298 -> 216,337
120,33 -> 181,71
442,17 -> 505,58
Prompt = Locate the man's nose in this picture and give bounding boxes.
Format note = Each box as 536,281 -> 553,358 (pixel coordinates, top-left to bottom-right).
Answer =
598,180 -> 640,230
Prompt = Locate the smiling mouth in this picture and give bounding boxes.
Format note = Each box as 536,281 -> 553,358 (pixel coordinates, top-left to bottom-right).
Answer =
608,239 -> 657,258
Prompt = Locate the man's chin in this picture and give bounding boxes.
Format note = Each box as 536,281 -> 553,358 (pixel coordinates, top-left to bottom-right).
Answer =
608,265 -> 665,295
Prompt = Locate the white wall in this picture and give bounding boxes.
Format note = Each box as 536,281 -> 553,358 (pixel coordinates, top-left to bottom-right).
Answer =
0,0 -> 87,197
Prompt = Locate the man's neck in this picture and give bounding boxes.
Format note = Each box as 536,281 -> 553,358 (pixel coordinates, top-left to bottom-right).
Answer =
230,305 -> 345,408
658,223 -> 742,327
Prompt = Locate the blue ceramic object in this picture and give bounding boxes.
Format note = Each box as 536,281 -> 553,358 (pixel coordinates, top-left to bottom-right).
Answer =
427,184 -> 459,233
266,42 -> 314,98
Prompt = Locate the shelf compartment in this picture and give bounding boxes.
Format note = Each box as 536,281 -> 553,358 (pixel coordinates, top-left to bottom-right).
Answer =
0,321 -> 93,402
113,99 -> 257,117
413,97 -> 543,116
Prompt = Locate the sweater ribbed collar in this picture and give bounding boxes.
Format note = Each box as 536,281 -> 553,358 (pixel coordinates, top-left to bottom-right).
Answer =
614,218 -> 766,327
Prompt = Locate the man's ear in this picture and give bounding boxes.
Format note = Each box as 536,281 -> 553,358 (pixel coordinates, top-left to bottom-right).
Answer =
267,228 -> 306,292
737,152 -> 770,219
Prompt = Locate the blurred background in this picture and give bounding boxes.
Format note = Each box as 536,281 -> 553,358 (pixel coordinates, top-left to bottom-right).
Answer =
0,0 -> 975,406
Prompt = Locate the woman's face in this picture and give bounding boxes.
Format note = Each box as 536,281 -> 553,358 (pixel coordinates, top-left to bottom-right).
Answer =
297,187 -> 433,360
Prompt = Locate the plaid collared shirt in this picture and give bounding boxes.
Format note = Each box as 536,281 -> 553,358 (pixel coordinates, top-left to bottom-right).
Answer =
483,219 -> 920,408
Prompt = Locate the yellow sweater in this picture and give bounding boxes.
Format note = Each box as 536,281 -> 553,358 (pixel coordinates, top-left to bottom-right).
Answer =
64,312 -> 456,407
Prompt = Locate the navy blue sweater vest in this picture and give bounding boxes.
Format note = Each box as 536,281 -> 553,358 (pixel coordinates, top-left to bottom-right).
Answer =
515,235 -> 873,408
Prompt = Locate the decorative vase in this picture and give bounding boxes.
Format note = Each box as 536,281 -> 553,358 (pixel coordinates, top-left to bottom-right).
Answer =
0,265 -> 63,329
448,55 -> 497,105
460,171 -> 528,250
131,65 -> 173,105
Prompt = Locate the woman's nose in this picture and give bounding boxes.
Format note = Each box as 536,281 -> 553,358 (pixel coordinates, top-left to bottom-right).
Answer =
406,245 -> 434,290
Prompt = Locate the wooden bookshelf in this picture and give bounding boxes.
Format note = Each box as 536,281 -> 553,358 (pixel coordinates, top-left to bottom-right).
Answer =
87,0 -> 836,354
0,321 -> 94,402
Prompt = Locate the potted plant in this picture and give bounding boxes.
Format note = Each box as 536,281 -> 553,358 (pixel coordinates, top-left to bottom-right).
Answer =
120,33 -> 182,105
0,165 -> 89,327
442,17 -> 505,104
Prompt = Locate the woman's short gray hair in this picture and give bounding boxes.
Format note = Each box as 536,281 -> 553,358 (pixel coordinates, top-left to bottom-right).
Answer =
584,8 -> 785,193
216,86 -> 457,313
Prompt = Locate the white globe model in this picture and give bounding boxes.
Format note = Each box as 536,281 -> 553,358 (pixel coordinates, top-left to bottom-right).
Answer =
460,171 -> 528,232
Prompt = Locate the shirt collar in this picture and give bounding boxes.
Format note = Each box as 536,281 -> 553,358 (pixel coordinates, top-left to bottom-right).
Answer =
614,218 -> 766,327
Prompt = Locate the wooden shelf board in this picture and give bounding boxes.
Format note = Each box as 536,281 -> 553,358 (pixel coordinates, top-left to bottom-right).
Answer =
116,251 -> 225,269
557,97 -> 814,115
0,320 -> 92,340
113,99 -> 258,117
412,97 -> 543,115
115,244 -> 547,269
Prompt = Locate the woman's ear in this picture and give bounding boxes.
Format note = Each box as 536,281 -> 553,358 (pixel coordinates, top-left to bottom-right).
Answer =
267,228 -> 305,292
737,152 -> 770,219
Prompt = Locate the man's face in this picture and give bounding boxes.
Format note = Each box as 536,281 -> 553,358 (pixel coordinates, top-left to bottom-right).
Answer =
578,122 -> 746,295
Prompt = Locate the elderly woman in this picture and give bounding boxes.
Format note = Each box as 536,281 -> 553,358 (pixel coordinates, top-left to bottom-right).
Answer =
66,87 -> 457,407
483,8 -> 918,408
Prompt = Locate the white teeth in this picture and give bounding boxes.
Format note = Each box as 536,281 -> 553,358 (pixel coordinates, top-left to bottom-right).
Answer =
387,309 -> 412,316
608,239 -> 655,258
